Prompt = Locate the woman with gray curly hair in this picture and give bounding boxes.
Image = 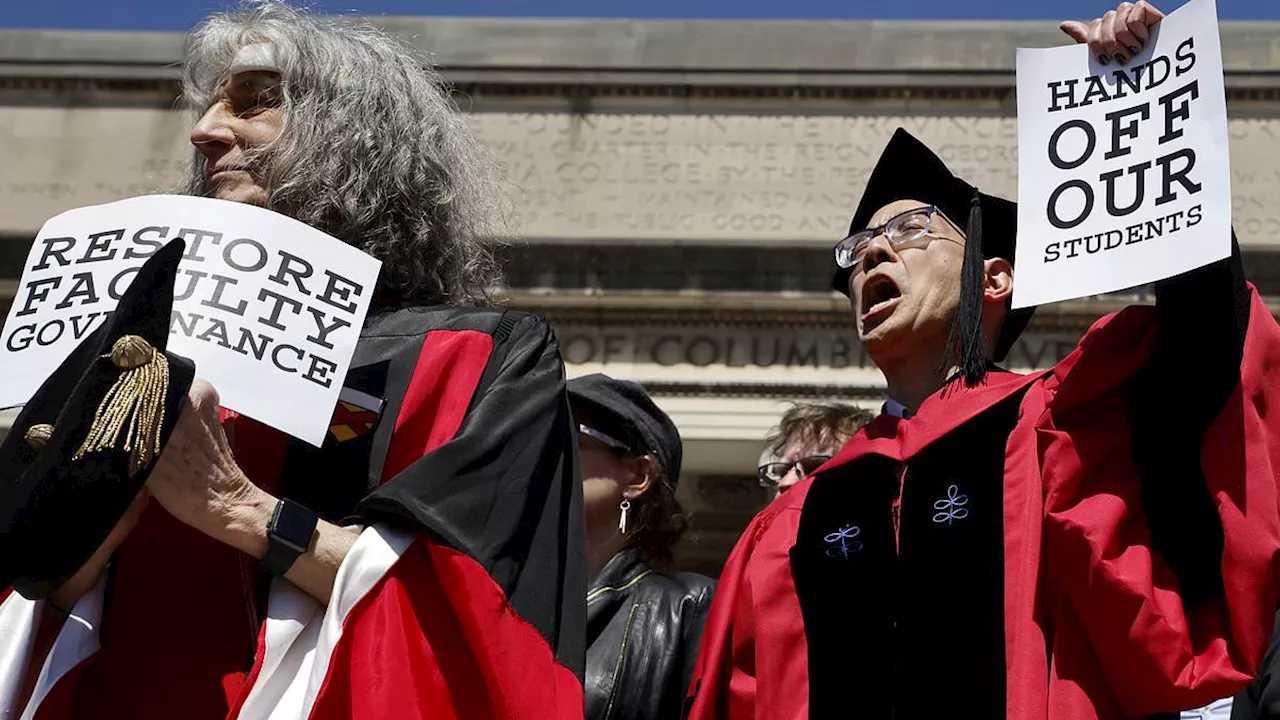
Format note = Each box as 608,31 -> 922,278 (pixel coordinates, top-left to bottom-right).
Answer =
180,2 -> 510,306
2,4 -> 585,719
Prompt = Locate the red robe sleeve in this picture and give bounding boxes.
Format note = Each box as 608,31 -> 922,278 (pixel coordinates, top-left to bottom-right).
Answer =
1035,284 -> 1280,716
686,509 -> 759,720
233,312 -> 585,720
686,491 -> 811,720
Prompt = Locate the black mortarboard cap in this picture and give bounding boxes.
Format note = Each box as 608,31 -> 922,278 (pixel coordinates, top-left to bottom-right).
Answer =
0,239 -> 195,599
567,374 -> 683,489
832,128 -> 1035,379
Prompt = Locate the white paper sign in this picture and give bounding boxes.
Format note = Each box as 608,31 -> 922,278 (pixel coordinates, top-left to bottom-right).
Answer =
1012,0 -> 1230,309
0,195 -> 382,447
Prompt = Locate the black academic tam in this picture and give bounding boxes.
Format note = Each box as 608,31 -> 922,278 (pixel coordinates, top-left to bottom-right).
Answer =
833,128 -> 1036,380
0,239 -> 195,599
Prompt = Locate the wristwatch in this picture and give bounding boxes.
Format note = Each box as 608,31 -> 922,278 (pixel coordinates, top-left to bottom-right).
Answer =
261,498 -> 319,577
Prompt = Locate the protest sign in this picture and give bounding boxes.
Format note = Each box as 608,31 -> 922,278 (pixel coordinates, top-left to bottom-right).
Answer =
1011,0 -> 1230,309
0,195 -> 382,446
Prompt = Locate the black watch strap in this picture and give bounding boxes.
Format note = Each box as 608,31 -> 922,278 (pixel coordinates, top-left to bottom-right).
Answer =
261,498 -> 319,577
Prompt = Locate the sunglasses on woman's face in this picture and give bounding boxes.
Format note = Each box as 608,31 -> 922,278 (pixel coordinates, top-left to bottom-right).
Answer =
578,424 -> 635,455
757,455 -> 834,488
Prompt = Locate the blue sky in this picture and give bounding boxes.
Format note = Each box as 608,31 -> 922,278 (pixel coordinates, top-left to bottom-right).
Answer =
1,0 -> 1276,31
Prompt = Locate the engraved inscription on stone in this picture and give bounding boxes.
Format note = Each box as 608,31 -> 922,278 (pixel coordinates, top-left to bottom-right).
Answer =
467,114 -> 1020,243
469,113 -> 1280,246
0,107 -> 193,233
554,324 -> 1081,387
1,106 -> 1279,248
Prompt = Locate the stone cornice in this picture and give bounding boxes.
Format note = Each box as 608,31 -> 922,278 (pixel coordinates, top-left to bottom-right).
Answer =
3,19 -> 1279,72
2,19 -> 1280,94
5,74 -> 1280,106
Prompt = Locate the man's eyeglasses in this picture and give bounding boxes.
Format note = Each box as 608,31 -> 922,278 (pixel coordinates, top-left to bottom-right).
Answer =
833,205 -> 964,271
757,455 -> 833,488
579,424 -> 636,455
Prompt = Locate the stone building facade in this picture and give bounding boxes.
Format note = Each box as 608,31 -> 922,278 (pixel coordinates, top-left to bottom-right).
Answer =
2,18 -> 1279,573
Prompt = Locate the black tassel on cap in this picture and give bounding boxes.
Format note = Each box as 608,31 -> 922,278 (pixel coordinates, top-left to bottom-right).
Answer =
942,191 -> 989,385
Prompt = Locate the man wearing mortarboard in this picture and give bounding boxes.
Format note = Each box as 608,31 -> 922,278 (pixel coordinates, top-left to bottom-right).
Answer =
0,4 -> 584,719
686,3 -> 1280,718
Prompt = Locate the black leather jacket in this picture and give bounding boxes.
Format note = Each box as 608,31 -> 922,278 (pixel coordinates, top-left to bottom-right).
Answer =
585,548 -> 716,720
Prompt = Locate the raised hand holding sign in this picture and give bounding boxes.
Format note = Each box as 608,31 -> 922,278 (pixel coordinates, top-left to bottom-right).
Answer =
1061,0 -> 1166,67
1012,0 -> 1230,309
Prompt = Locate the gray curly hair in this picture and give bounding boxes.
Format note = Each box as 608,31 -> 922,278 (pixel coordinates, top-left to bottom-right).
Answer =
179,2 -> 511,306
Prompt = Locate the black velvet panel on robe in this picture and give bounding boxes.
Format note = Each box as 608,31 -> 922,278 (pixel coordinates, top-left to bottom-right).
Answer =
793,240 -> 1249,719
1127,238 -> 1249,610
794,389 -> 1024,719
272,306 -> 586,678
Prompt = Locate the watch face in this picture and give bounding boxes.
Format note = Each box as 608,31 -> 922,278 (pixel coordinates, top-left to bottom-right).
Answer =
273,500 -> 318,553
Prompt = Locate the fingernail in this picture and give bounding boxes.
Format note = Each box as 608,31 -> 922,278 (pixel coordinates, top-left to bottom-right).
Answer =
1128,45 -> 1141,55
1098,54 -> 1111,65
1114,53 -> 1128,65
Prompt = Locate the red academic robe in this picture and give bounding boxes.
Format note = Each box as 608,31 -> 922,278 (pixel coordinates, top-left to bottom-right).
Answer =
688,268 -> 1280,718
0,307 -> 586,719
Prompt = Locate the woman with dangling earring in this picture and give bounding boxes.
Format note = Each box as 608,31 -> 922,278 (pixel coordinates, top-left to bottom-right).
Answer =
569,374 -> 716,720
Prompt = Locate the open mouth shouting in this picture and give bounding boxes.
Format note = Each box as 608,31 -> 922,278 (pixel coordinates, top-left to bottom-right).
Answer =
860,274 -> 902,325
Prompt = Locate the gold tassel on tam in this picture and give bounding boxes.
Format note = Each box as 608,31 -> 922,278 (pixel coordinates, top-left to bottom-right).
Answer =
73,335 -> 170,476
24,423 -> 54,450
